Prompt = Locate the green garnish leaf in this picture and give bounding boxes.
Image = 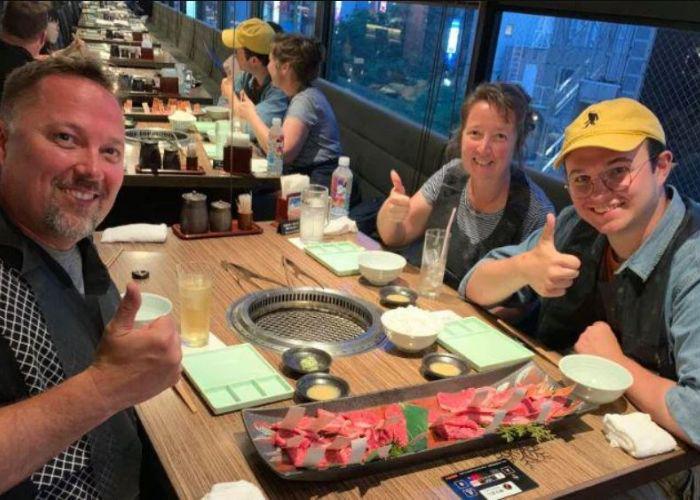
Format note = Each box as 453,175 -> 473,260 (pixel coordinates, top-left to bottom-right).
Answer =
401,403 -> 429,453
498,423 -> 556,444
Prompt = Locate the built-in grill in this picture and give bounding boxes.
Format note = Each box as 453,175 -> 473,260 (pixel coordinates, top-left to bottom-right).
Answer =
227,288 -> 385,356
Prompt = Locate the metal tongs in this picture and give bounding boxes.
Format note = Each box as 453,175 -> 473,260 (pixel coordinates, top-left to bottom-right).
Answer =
281,256 -> 324,288
220,260 -> 286,290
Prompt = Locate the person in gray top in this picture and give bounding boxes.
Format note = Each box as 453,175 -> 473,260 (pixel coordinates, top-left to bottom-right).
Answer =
238,33 -> 341,187
377,83 -> 554,288
0,56 -> 181,498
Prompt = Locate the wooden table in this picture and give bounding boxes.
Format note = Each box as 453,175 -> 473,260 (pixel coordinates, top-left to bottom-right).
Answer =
122,122 -> 278,190
109,53 -> 176,70
96,229 -> 700,499
114,67 -> 213,106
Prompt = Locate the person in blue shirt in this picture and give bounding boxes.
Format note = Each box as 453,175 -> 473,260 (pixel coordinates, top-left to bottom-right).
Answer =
462,98 -> 700,455
236,33 -> 342,187
219,18 -> 288,134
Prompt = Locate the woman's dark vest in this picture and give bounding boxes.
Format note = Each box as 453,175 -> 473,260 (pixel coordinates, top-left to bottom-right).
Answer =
405,163 -> 531,289
535,197 -> 700,379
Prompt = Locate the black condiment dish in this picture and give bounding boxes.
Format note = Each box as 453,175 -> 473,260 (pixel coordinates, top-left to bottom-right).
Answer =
282,346 -> 332,376
379,285 -> 418,308
420,352 -> 469,380
295,373 -> 350,403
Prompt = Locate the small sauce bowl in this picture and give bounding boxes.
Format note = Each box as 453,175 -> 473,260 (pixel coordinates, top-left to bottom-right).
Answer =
379,285 -> 418,308
296,373 -> 350,402
282,347 -> 332,376
421,352 -> 469,379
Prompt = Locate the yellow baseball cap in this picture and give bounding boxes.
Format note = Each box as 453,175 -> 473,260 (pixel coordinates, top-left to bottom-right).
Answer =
554,97 -> 665,167
221,18 -> 274,54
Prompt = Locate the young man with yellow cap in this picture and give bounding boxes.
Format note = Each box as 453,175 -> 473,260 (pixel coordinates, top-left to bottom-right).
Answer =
461,98 -> 700,453
219,18 -> 287,131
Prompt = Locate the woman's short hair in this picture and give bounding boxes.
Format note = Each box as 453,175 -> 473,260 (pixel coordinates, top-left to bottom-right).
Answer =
270,34 -> 324,86
456,82 -> 535,167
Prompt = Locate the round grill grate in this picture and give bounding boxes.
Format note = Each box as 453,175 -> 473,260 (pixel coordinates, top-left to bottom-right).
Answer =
227,288 -> 385,356
125,128 -> 190,145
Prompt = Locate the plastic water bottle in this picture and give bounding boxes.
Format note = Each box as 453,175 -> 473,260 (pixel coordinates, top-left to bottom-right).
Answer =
267,117 -> 284,176
183,69 -> 193,94
330,156 -> 353,219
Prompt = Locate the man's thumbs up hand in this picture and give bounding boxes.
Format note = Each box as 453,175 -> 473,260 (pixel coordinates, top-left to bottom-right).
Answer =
522,214 -> 581,297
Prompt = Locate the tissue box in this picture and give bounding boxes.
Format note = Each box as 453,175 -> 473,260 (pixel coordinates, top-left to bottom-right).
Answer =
275,192 -> 301,223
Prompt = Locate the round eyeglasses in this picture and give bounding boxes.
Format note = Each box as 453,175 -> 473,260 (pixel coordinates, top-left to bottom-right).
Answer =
565,158 -> 655,198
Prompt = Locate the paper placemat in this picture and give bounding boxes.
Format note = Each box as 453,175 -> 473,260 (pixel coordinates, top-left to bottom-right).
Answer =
182,343 -> 293,414
438,317 -> 534,372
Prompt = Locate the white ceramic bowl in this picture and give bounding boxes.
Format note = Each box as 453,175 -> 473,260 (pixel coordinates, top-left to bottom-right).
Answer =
204,105 -> 230,120
357,251 -> 406,286
381,306 -> 440,352
167,113 -> 197,132
134,292 -> 173,327
559,354 -> 633,405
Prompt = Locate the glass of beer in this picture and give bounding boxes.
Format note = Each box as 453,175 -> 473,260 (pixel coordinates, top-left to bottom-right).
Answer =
177,261 -> 213,347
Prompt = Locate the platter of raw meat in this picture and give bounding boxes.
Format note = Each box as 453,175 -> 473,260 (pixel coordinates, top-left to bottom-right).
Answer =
242,361 -> 592,481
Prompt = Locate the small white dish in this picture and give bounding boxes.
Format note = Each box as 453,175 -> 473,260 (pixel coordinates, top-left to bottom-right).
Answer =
133,292 -> 172,327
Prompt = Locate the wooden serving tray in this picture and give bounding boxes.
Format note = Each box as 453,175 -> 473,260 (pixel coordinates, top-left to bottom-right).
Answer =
172,220 -> 263,240
135,166 -> 205,175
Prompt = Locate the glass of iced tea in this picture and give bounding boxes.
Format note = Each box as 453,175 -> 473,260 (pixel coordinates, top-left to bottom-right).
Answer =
177,261 -> 213,347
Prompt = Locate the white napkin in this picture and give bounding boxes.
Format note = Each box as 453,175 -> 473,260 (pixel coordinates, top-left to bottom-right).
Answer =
323,216 -> 358,236
101,223 -> 167,243
603,412 -> 677,458
280,174 -> 310,199
201,481 -> 266,500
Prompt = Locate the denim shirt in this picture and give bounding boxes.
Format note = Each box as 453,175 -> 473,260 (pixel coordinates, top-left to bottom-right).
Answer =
459,186 -> 700,445
218,71 -> 288,134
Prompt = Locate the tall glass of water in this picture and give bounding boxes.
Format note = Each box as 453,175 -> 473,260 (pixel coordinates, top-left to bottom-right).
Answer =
300,184 -> 329,244
417,228 -> 449,298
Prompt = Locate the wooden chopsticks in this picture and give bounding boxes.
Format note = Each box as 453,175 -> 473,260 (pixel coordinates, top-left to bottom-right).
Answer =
173,379 -> 197,413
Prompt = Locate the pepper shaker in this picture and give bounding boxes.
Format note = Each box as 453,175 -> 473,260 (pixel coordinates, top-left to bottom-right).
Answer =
209,200 -> 232,232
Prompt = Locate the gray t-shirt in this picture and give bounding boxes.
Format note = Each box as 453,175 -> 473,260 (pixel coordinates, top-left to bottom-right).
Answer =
41,244 -> 85,295
420,159 -> 554,246
285,85 -> 341,167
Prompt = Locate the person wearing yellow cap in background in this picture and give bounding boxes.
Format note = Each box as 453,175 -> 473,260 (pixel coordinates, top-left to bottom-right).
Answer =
219,18 -> 287,133
461,98 -> 700,478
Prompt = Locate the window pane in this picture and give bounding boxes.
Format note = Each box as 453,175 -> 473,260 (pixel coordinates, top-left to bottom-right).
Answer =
327,2 -> 478,136
171,1 -> 182,12
262,1 -> 317,36
223,1 -> 252,28
185,1 -> 196,18
198,1 -> 220,28
491,12 -> 700,200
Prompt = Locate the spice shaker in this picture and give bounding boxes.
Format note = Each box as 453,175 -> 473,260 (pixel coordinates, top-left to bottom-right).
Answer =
209,200 -> 232,232
180,191 -> 208,234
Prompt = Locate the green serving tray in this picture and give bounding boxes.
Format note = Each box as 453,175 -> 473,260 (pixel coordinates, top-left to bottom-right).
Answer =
438,317 -> 534,372
194,121 -> 216,135
303,241 -> 365,276
202,143 -> 221,161
182,343 -> 293,414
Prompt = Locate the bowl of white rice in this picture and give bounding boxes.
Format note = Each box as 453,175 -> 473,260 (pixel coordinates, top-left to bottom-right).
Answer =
381,305 -> 440,352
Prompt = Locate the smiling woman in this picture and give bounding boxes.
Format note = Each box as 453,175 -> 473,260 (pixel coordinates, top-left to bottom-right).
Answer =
376,82 -> 555,288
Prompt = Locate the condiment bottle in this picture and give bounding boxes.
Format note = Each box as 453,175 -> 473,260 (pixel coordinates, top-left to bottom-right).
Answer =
209,200 -> 232,232
180,191 -> 208,234
186,143 -> 198,171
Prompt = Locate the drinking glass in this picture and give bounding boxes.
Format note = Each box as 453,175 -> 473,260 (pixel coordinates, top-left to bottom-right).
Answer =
417,228 -> 449,298
177,261 -> 213,347
300,184 -> 329,244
